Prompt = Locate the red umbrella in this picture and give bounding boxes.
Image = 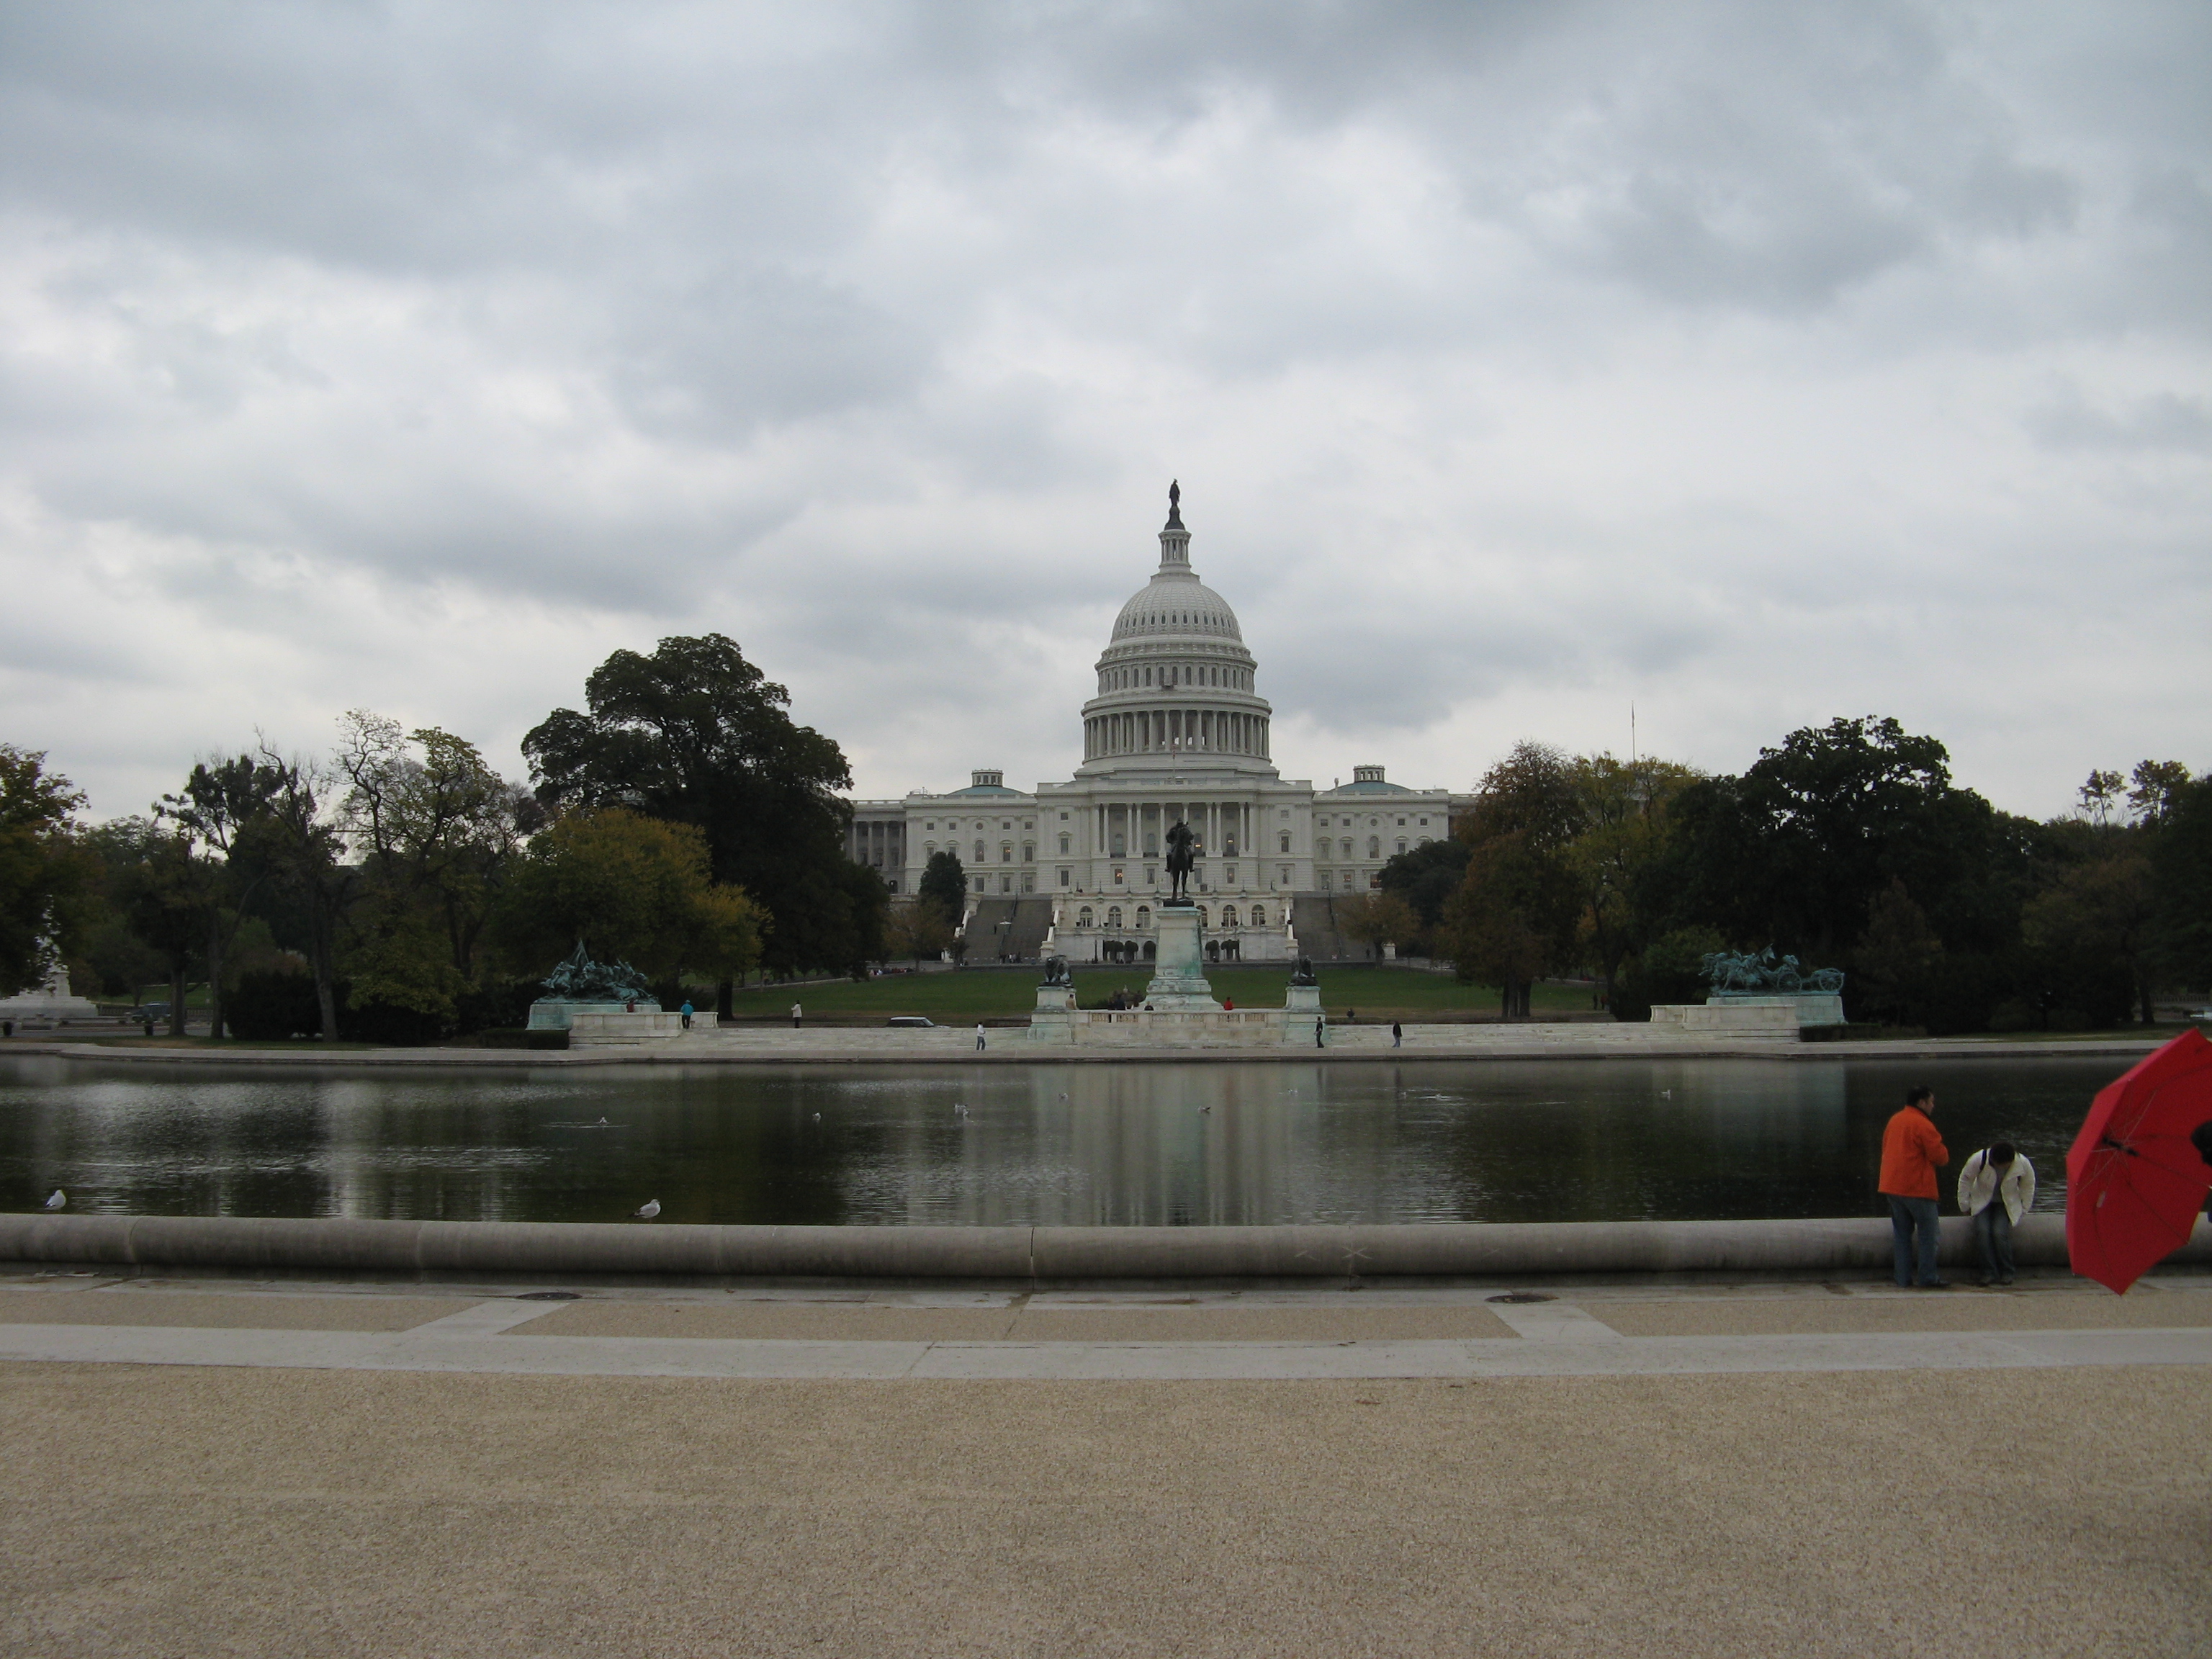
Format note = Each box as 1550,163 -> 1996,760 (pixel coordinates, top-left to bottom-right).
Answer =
2067,1028 -> 2212,1294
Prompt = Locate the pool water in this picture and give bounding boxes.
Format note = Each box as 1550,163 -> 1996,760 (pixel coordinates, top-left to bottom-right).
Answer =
0,1053 -> 2127,1227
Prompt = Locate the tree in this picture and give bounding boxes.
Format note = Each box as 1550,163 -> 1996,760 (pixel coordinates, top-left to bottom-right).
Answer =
1668,716 -> 1999,964
2078,769 -> 2126,828
1377,837 -> 1470,947
883,902 -> 953,968
2128,759 -> 2193,827
1565,753 -> 1701,1012
2152,773 -> 2212,991
1854,878 -> 1945,1026
493,807 -> 763,988
1334,890 -> 1419,962
0,745 -> 95,996
1439,742 -> 1583,1017
333,712 -> 538,1026
159,753 -> 286,1040
2023,845 -> 2161,1025
917,849 -> 967,925
112,819 -> 213,1034
248,744 -> 352,1041
523,634 -> 878,1003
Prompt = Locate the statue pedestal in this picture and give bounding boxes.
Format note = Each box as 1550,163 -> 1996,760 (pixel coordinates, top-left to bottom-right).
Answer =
0,963 -> 99,1022
1143,906 -> 1220,1012
1025,983 -> 1076,1045
527,999 -> 647,1033
1710,992 -> 1845,1026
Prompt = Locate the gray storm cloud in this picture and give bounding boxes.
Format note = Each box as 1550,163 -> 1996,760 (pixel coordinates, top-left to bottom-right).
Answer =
0,0 -> 2206,818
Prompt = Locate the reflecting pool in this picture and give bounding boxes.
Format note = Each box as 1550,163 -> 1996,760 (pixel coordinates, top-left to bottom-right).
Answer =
0,1053 -> 2128,1226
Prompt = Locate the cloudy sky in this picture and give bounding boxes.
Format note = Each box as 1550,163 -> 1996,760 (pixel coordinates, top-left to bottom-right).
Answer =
4,1 -> 2206,823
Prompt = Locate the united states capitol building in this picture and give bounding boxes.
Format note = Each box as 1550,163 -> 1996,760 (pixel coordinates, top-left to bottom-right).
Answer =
846,487 -> 1470,963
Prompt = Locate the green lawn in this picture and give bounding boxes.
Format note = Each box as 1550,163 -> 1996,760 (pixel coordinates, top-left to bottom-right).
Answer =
731,967 -> 1599,1022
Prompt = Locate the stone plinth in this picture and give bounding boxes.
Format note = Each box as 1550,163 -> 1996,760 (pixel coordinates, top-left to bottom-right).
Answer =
1025,984 -> 1076,1045
0,963 -> 99,1022
1143,906 -> 1220,1012
1649,1002 -> 1802,1038
528,999 -> 644,1033
567,1010 -> 688,1047
1709,992 -> 1845,1027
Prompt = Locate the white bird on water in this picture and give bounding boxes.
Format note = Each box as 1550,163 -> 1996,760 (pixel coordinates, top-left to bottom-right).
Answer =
631,1199 -> 661,1220
43,1190 -> 66,1210
954,1102 -> 968,1119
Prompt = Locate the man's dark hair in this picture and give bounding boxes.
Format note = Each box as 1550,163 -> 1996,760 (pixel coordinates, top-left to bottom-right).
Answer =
1989,1141 -> 2015,1166
1906,1085 -> 1933,1106
2191,1119 -> 2212,1169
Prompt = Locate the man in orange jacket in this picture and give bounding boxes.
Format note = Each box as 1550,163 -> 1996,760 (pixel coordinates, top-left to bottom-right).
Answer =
1879,1085 -> 1951,1289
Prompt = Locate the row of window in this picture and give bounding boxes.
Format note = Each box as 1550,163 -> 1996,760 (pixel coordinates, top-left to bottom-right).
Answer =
920,834 -> 1432,865
1318,835 -> 1431,860
1100,662 -> 1250,692
1072,904 -> 1267,930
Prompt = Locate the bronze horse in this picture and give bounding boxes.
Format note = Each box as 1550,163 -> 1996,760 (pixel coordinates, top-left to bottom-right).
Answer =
1164,819 -> 1198,903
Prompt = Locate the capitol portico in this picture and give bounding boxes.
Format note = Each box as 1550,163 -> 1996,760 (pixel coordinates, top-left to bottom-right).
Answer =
846,487 -> 1468,963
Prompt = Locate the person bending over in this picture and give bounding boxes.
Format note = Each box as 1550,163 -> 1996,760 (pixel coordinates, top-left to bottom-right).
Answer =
1957,1141 -> 2035,1287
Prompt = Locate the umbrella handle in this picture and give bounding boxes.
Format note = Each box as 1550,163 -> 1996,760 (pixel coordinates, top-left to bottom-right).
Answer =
2098,1136 -> 2139,1157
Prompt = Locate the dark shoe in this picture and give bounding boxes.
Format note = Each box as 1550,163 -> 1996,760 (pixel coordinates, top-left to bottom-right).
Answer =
1916,1280 -> 1953,1290
1997,1274 -> 2015,1286
1975,1276 -> 1992,1287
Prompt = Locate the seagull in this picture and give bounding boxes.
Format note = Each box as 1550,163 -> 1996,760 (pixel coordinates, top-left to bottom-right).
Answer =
1660,1089 -> 1673,1100
1200,1105 -> 1212,1115
631,1199 -> 661,1220
596,1116 -> 611,1126
954,1102 -> 967,1118
811,1111 -> 822,1121
43,1190 -> 66,1210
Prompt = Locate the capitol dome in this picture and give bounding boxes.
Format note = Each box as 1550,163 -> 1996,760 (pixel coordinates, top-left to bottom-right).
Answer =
1076,484 -> 1275,780
1109,577 -> 1244,644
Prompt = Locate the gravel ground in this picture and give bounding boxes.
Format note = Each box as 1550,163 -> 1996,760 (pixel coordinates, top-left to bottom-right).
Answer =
2,1358 -> 2206,1658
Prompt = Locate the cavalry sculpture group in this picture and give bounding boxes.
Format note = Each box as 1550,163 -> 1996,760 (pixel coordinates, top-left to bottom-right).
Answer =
1702,947 -> 1844,996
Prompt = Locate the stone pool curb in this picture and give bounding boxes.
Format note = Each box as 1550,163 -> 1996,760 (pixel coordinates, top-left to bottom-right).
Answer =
4,1212 -> 2208,1287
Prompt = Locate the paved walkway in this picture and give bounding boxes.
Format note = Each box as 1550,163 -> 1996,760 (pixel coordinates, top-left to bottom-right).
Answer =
4,1272 -> 2206,1657
6,1274 -> 2212,1380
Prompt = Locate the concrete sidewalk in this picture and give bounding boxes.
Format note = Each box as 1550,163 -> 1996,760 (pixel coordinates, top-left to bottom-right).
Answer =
6,1272 -> 2212,1380
3,1272 -> 2207,1657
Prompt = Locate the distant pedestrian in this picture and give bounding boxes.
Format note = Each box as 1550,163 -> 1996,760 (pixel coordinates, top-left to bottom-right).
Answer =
1347,1007 -> 1357,1022
680,999 -> 694,1031
1879,1085 -> 1951,1289
1957,1141 -> 2036,1286
791,1002 -> 802,1030
1315,1014 -> 1326,1049
1392,1020 -> 1403,1048
1223,997 -> 1234,1012
975,1023 -> 986,1051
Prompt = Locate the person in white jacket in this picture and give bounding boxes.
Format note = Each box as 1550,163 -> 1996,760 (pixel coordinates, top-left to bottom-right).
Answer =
1957,1141 -> 2036,1286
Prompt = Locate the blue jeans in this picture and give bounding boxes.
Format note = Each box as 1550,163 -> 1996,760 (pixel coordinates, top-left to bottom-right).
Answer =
1972,1204 -> 2015,1282
1887,1195 -> 1941,1286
